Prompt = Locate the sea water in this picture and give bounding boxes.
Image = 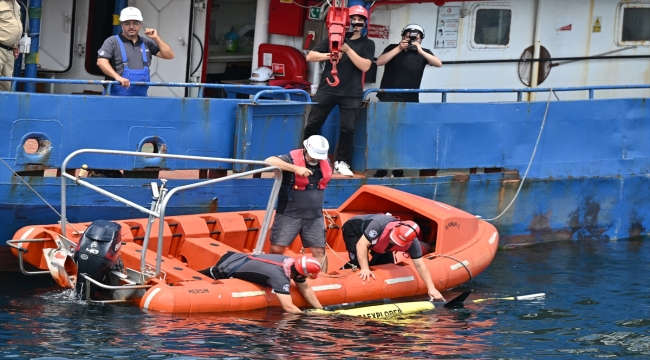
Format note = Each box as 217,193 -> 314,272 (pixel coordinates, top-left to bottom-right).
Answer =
1,238 -> 649,359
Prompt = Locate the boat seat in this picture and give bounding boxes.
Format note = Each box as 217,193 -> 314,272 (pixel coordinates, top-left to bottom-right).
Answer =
164,216 -> 211,258
177,236 -> 242,271
203,214 -> 249,251
120,219 -> 173,256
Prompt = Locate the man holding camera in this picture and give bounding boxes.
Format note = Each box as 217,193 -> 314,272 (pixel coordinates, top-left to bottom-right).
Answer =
376,24 -> 441,103
373,24 -> 441,178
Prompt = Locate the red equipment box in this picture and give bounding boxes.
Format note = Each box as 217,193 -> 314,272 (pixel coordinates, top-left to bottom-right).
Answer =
268,0 -> 308,36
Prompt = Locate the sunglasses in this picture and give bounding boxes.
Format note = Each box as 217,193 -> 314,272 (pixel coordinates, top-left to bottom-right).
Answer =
122,21 -> 141,27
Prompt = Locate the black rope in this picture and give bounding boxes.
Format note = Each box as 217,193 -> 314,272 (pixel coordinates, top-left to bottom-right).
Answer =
191,33 -> 203,77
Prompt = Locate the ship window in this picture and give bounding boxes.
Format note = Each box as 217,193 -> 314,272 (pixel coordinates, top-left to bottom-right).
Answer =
474,9 -> 512,46
621,8 -> 650,41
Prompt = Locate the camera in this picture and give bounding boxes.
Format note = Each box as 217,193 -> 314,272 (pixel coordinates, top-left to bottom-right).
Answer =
407,31 -> 419,51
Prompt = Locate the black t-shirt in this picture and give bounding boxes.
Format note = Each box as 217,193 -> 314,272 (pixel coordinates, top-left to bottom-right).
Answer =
275,153 -> 326,219
312,36 -> 375,97
216,253 -> 303,295
377,44 -> 434,103
344,215 -> 423,259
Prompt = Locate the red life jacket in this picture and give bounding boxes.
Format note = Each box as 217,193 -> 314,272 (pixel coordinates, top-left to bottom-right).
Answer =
369,222 -> 412,253
289,148 -> 332,190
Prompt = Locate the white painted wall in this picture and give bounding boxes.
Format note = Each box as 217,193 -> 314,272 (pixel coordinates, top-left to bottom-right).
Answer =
36,0 -> 649,100
366,0 -> 650,102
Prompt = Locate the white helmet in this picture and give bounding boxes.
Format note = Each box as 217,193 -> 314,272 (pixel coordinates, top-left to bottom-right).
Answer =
303,135 -> 329,160
250,67 -> 273,82
402,24 -> 425,39
119,7 -> 143,22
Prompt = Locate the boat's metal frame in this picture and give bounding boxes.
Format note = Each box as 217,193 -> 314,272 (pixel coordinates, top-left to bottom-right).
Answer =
8,149 -> 284,303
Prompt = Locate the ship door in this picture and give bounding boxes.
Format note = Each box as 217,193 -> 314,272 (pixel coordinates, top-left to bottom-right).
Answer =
39,0 -> 75,72
135,0 -> 192,97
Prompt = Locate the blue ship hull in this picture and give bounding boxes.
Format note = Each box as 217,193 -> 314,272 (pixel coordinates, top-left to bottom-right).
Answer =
1,86 -> 649,246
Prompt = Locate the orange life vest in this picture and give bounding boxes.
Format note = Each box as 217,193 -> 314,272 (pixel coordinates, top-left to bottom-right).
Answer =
289,148 -> 332,190
369,221 -> 412,253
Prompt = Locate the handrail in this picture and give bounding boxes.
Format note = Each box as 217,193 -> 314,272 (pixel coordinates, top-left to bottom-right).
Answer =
5,239 -> 54,275
363,84 -> 650,102
0,76 -> 297,99
252,89 -> 312,104
59,149 -> 283,277
79,273 -> 152,304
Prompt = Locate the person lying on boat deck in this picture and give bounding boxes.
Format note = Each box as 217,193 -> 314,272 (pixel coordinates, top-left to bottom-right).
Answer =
341,214 -> 445,301
304,5 -> 375,177
96,7 -> 174,96
199,253 -> 323,314
373,24 -> 442,178
264,135 -> 332,272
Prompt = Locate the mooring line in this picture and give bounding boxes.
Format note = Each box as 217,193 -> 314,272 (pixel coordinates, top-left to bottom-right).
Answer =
484,89 -> 555,222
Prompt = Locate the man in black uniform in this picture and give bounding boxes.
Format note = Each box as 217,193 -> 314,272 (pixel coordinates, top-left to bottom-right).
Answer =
341,214 -> 444,301
374,24 -> 442,178
376,23 -> 442,102
265,135 -> 331,272
199,253 -> 322,314
304,5 -> 375,177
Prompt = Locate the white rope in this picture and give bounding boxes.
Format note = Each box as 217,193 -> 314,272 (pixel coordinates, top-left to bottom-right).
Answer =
484,89 -> 554,222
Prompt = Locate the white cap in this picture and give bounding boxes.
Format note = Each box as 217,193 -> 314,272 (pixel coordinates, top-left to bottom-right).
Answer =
303,135 -> 329,160
119,7 -> 143,22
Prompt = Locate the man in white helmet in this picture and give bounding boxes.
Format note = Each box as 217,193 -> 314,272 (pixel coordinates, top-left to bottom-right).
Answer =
376,24 -> 441,103
374,23 -> 442,178
264,135 -> 332,272
96,7 -> 174,96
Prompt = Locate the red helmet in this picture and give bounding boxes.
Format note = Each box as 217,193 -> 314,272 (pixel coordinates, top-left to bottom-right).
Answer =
348,5 -> 368,20
294,255 -> 321,279
389,221 -> 420,247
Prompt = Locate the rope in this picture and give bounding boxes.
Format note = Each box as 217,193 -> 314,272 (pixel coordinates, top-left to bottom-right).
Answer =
318,210 -> 359,277
0,158 -> 81,234
484,89 -> 554,222
427,253 -> 473,287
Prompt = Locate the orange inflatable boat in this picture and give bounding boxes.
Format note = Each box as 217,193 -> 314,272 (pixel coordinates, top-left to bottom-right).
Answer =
9,185 -> 498,314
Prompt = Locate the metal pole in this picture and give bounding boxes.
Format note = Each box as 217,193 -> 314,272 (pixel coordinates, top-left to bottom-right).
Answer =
528,0 -> 542,101
24,0 -> 42,93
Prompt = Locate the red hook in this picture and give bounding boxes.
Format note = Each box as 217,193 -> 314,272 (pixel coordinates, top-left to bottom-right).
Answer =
326,54 -> 341,87
326,69 -> 340,87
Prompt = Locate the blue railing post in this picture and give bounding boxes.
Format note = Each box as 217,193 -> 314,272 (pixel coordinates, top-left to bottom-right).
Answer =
24,0 -> 42,93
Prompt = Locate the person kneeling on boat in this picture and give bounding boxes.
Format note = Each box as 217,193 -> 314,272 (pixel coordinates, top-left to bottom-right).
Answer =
199,253 -> 323,314
264,135 -> 332,272
342,215 -> 445,301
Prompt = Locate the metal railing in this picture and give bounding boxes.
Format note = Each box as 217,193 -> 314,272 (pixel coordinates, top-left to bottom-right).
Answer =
0,77 -> 312,101
60,149 -> 283,278
5,239 -> 54,276
363,84 -> 650,102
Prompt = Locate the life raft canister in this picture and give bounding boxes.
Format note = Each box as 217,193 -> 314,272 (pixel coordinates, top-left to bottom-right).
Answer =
289,149 -> 332,190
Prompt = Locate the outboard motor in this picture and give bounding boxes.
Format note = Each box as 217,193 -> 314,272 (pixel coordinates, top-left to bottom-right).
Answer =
73,220 -> 123,299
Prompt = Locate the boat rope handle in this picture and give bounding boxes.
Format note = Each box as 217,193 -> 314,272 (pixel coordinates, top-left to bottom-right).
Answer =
427,253 -> 474,287
0,157 -> 82,234
484,89 -> 555,222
